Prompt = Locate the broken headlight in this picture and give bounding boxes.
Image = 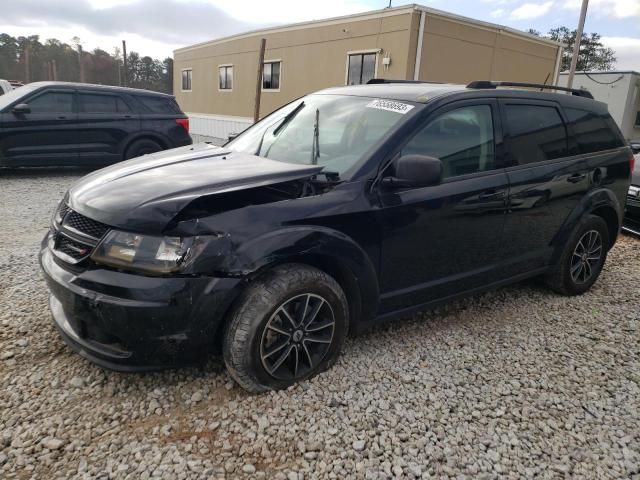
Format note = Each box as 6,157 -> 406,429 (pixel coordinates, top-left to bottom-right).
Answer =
91,230 -> 205,274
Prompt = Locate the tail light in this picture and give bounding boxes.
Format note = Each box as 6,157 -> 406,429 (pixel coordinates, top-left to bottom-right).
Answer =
175,118 -> 189,133
630,150 -> 636,173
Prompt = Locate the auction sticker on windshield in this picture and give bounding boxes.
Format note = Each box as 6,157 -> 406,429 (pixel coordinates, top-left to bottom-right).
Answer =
366,99 -> 415,114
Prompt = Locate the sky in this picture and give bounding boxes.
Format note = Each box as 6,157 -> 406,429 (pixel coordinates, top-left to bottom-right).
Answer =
1,0 -> 639,70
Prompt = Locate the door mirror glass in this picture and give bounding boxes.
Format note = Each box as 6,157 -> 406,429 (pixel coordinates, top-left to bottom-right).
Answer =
12,103 -> 30,114
630,143 -> 640,154
383,154 -> 443,189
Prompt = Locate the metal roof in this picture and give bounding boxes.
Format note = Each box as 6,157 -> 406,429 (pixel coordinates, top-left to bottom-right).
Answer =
175,3 -> 560,54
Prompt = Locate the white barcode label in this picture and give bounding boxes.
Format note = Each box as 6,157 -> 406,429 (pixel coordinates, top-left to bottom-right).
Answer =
366,99 -> 415,114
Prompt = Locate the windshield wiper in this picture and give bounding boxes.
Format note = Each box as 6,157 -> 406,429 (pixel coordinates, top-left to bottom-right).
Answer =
310,108 -> 320,165
256,101 -> 305,157
273,101 -> 305,136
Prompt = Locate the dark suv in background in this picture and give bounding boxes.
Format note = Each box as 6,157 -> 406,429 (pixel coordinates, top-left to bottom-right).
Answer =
0,82 -> 191,167
40,80 -> 633,392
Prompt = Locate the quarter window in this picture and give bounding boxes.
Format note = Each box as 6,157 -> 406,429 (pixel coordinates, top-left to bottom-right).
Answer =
181,69 -> 192,91
27,91 -> 74,113
402,105 -> 496,178
347,53 -> 376,85
219,65 -> 233,90
262,62 -> 280,90
504,105 -> 567,164
565,108 -> 624,153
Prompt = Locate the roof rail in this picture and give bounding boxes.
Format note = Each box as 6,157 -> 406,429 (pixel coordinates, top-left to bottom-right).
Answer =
366,78 -> 443,85
466,80 -> 594,99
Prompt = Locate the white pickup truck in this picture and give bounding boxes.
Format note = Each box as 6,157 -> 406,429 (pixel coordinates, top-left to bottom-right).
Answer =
0,79 -> 13,95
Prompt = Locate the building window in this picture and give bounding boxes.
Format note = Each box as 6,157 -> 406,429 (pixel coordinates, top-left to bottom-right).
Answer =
181,69 -> 192,91
347,53 -> 376,85
219,65 -> 233,90
263,61 -> 281,90
635,111 -> 640,127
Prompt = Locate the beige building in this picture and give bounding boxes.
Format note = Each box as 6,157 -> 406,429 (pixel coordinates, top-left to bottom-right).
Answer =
174,4 -> 562,142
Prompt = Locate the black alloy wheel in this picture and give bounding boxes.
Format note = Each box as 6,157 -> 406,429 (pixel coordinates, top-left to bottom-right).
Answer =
223,264 -> 348,392
569,230 -> 603,284
260,293 -> 335,380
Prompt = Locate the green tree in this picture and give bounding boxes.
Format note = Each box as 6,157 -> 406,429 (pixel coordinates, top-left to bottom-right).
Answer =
530,26 -> 616,71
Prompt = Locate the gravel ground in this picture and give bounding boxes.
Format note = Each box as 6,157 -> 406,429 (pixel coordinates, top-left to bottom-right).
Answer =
1,169 -> 639,480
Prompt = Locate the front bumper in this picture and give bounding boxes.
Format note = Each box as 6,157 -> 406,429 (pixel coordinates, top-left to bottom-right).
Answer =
39,246 -> 241,371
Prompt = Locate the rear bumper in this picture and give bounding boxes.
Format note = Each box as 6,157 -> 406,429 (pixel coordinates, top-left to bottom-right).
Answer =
40,245 -> 241,371
623,197 -> 640,235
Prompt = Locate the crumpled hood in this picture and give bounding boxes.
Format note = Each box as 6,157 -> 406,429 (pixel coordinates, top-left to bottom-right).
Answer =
67,142 -> 322,233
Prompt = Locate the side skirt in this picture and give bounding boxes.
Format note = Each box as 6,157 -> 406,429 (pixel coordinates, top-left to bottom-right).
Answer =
351,267 -> 548,335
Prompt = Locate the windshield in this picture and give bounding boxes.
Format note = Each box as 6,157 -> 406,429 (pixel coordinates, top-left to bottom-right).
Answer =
226,94 -> 417,178
0,84 -> 36,111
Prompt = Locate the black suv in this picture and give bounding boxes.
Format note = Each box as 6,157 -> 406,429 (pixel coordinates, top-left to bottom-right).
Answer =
0,82 -> 191,167
40,81 -> 633,392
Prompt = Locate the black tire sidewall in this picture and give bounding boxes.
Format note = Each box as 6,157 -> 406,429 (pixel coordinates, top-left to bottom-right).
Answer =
561,215 -> 609,295
224,265 -> 349,391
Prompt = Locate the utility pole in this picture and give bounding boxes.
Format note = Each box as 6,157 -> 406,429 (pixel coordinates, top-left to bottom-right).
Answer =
52,59 -> 57,81
253,38 -> 266,123
24,44 -> 30,83
122,40 -> 128,87
78,44 -> 85,82
566,0 -> 588,89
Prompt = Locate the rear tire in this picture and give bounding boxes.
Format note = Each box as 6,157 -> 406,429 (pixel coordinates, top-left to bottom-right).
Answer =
124,139 -> 162,160
545,214 -> 609,296
223,264 -> 349,393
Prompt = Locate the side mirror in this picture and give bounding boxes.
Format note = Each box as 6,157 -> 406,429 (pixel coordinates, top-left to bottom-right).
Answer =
227,133 -> 239,142
382,154 -> 443,189
630,143 -> 640,154
12,103 -> 30,114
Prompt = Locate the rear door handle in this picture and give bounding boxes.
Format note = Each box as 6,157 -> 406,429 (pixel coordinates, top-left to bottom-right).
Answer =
567,173 -> 587,183
478,190 -> 506,200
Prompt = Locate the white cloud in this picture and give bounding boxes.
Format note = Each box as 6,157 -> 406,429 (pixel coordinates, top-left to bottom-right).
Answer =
602,36 -> 640,70
510,1 -> 555,19
561,0 -> 640,18
208,0 -> 373,25
490,8 -> 507,18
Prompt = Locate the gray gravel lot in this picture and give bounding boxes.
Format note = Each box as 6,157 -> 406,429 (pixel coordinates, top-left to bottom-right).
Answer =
0,169 -> 639,479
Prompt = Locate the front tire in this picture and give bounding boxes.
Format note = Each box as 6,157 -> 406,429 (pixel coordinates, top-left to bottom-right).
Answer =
223,264 -> 349,392
545,215 -> 609,295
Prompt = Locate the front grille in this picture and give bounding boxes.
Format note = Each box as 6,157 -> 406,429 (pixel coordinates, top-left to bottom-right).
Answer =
63,211 -> 110,240
56,203 -> 70,223
51,205 -> 111,265
56,235 -> 94,261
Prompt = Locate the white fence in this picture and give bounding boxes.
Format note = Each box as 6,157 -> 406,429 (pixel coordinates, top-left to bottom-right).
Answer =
188,113 -> 253,145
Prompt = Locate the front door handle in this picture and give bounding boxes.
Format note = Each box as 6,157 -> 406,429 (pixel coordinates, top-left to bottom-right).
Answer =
478,190 -> 506,200
567,173 -> 587,183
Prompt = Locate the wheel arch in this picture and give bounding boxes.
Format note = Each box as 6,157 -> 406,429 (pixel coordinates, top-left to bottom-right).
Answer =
551,188 -> 623,265
216,227 -> 380,336
122,133 -> 169,158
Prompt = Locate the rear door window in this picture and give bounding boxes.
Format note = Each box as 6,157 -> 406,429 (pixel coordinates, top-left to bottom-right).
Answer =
564,107 -> 624,153
27,91 -> 74,113
402,104 -> 497,178
503,104 -> 568,164
79,93 -> 130,113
